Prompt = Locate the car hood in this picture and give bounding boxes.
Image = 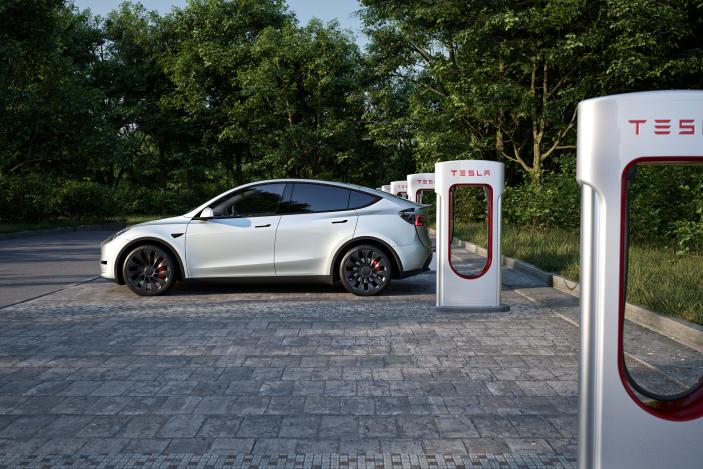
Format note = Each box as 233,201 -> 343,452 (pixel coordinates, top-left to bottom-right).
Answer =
131,215 -> 191,228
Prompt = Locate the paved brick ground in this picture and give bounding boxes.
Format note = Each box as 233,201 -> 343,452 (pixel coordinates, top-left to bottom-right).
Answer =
0,243 -> 698,468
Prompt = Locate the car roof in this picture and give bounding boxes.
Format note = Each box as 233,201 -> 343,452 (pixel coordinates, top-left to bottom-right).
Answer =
183,178 -> 418,217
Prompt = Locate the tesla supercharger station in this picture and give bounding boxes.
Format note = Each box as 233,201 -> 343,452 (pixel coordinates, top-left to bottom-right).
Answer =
407,173 -> 434,203
381,185 -> 391,193
577,91 -> 703,468
434,160 -> 508,312
390,180 -> 408,198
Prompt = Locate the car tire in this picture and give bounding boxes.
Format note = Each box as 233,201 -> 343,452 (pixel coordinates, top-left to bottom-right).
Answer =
122,244 -> 176,296
339,244 -> 392,296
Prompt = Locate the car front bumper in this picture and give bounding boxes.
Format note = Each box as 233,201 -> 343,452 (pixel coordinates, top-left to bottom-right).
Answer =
100,236 -> 132,283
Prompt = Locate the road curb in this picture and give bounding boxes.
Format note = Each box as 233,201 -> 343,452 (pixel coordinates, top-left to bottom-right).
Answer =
433,229 -> 703,352
0,222 -> 126,241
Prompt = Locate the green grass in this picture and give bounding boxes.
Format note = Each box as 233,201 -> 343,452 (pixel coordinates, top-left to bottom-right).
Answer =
453,222 -> 703,325
0,214 -> 173,234
625,243 -> 703,325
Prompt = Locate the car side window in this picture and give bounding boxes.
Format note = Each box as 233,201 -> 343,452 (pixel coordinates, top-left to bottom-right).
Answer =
285,183 -> 351,214
348,190 -> 380,209
211,183 -> 285,218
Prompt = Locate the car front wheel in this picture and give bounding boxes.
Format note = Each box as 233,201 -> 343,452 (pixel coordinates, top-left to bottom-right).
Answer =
122,244 -> 176,296
340,244 -> 392,296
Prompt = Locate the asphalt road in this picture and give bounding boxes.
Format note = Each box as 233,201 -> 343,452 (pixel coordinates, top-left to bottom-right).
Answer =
0,230 -> 114,308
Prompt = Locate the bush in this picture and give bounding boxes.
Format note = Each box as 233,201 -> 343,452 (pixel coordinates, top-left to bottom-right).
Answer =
0,174 -> 62,221
0,175 -> 224,222
56,180 -> 116,219
627,164 -> 703,252
671,211 -> 703,254
503,157 -> 580,229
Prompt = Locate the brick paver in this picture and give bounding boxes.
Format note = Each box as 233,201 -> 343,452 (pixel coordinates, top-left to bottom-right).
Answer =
0,244 -> 696,468
0,265 -> 579,468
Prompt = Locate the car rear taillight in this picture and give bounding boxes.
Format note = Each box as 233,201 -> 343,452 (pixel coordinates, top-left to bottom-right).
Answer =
400,209 -> 428,226
401,208 -> 432,249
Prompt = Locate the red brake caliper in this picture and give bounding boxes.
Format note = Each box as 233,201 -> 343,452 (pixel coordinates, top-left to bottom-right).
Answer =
155,257 -> 168,279
370,258 -> 382,272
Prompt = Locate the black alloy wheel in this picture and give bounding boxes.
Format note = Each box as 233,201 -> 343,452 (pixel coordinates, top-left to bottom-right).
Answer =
340,244 -> 392,296
122,244 -> 176,296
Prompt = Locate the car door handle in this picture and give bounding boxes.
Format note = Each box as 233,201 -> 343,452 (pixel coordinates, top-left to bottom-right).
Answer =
331,219 -> 348,224
255,223 -> 271,228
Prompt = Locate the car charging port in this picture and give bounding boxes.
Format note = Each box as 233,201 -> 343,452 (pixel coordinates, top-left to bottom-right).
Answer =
399,208 -> 415,224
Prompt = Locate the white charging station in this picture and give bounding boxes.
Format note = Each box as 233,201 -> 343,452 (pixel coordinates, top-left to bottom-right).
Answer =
381,184 -> 391,193
577,91 -> 703,468
407,173 -> 435,203
390,180 -> 408,198
434,160 -> 507,312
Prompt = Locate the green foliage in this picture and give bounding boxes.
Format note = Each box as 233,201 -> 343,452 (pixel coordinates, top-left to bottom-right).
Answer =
453,222 -> 581,280
672,214 -> 703,254
0,173 -> 222,222
239,19 -> 375,182
453,222 -> 703,325
360,0 -> 703,184
626,243 -> 703,325
626,164 -> 703,253
0,0 -> 701,263
503,157 -> 580,228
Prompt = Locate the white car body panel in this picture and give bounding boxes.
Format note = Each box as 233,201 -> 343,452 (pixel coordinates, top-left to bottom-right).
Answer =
274,210 -> 358,276
355,199 -> 418,248
100,179 -> 432,289
100,216 -> 190,280
185,216 -> 281,277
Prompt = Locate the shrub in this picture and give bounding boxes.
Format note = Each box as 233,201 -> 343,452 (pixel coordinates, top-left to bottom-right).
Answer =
56,180 -> 116,219
503,157 -> 580,229
0,174 -> 62,221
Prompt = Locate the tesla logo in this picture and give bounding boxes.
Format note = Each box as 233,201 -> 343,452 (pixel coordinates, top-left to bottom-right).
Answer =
450,169 -> 491,177
628,119 -> 697,135
417,179 -> 434,185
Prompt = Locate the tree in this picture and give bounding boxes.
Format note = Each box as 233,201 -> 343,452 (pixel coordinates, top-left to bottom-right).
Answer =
161,0 -> 290,186
360,0 -> 703,184
0,0 -> 104,178
240,18 -> 374,182
95,2 -> 200,191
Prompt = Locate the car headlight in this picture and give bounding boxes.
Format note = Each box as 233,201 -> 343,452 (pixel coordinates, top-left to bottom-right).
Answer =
101,226 -> 132,246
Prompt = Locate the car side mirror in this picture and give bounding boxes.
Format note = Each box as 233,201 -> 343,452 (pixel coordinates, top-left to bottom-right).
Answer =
197,207 -> 214,220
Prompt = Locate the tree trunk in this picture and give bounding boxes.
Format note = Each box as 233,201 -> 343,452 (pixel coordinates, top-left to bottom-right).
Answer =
235,151 -> 243,186
158,144 -> 168,186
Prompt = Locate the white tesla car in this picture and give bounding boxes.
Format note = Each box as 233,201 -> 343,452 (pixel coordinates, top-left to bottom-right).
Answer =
100,180 -> 432,296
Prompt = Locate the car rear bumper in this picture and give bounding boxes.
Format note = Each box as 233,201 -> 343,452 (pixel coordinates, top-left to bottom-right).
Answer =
396,249 -> 432,279
394,240 -> 432,278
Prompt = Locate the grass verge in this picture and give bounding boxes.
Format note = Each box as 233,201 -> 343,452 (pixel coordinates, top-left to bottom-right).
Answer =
453,222 -> 702,325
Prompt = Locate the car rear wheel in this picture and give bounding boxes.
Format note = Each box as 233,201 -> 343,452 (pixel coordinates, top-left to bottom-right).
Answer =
122,244 -> 176,296
340,244 -> 391,296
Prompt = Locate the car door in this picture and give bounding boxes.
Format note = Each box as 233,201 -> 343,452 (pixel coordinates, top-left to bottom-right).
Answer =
274,183 -> 359,277
185,183 -> 286,278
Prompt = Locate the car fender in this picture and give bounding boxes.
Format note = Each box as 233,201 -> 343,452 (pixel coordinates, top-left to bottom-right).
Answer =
114,227 -> 188,281
329,235 -> 404,278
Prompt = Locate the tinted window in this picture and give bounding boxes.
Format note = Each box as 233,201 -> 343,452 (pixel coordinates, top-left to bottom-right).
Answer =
211,183 -> 285,217
286,183 -> 350,214
348,190 -> 379,209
